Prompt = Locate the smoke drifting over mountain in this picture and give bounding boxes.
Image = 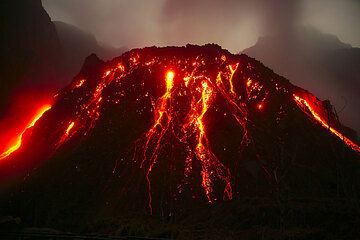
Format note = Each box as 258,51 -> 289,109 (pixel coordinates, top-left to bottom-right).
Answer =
42,0 -> 360,52
40,0 -> 360,134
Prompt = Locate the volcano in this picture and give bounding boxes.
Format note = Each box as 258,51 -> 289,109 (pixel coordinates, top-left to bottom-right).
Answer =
1,45 -> 360,236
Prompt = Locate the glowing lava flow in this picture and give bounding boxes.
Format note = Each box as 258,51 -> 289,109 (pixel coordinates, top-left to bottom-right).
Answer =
135,66 -> 242,212
74,79 -> 85,88
228,63 -> 239,96
134,68 -> 236,212
215,69 -> 250,146
57,121 -> 75,147
180,71 -> 236,203
192,81 -> 232,202
140,70 -> 174,214
66,122 -> 75,135
294,95 -> 360,153
3,44 -> 360,221
0,105 -> 51,160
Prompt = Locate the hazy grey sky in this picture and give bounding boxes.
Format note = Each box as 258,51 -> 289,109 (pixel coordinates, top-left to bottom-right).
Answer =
42,0 -> 360,52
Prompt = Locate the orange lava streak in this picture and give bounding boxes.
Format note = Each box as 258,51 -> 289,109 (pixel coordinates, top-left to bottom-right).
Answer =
195,82 -> 216,201
57,121 -> 75,147
228,63 -> 239,96
294,95 -> 360,153
74,79 -> 85,89
246,78 -> 252,87
187,81 -> 232,202
141,70 -> 174,214
216,72 -> 224,88
65,122 -> 75,135
104,70 -> 111,77
215,72 -> 250,146
166,71 -> 175,91
0,105 -> 51,160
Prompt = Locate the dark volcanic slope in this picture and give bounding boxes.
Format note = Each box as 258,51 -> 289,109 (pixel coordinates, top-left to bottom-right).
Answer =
1,45 -> 359,228
243,27 -> 360,135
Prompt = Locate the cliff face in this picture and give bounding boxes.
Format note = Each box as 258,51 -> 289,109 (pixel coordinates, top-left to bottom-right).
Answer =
0,0 -> 63,113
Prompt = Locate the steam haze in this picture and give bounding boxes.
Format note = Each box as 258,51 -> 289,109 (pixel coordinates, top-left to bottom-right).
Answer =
42,0 -> 360,52
42,0 -> 360,134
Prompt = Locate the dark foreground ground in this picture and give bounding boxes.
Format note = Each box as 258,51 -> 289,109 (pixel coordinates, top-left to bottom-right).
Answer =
1,197 -> 360,240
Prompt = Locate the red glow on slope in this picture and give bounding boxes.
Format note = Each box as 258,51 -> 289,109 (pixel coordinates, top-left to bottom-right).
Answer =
228,63 -> 239,96
65,122 -> 75,135
294,95 -> 360,153
74,79 -> 85,88
8,47 -> 357,214
0,105 -> 51,160
246,78 -> 252,87
148,68 -> 235,208
117,64 -> 125,71
215,70 -> 250,147
166,71 -> 175,90
57,121 -> 75,147
104,70 -> 111,77
131,64 -> 246,212
140,70 -> 174,214
194,81 -> 232,202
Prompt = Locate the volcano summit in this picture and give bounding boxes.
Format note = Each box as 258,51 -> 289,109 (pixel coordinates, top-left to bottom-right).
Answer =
1,45 -> 360,235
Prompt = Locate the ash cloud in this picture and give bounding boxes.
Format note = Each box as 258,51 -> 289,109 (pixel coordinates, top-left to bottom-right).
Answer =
42,0 -> 165,50
259,0 -> 303,35
160,0 -> 306,50
42,0 -> 360,51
